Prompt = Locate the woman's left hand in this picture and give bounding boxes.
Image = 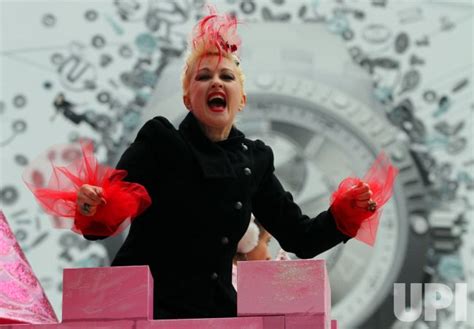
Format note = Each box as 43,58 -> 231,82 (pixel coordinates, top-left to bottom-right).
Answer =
347,181 -> 377,212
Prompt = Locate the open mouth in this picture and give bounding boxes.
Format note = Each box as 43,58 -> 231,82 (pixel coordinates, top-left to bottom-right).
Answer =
207,92 -> 227,112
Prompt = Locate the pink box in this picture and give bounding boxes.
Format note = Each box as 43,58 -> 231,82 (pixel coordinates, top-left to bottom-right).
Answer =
237,259 -> 330,319
137,317 -> 264,329
285,314 -> 326,329
62,266 -> 153,321
331,319 -> 338,329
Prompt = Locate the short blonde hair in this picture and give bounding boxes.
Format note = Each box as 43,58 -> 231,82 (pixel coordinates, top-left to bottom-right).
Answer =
181,8 -> 245,96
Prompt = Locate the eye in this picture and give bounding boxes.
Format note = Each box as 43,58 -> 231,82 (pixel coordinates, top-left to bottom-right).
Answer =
221,74 -> 235,81
196,74 -> 210,81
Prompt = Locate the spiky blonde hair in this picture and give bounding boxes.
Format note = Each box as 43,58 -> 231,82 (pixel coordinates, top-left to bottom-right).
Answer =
181,7 -> 245,96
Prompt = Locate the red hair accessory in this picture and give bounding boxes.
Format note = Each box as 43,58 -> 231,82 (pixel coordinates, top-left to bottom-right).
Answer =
191,6 -> 241,59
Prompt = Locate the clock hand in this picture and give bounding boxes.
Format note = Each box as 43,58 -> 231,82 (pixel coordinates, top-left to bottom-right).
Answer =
304,134 -> 325,159
296,163 -> 330,209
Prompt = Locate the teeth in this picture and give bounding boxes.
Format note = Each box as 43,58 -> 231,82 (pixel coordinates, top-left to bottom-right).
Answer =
208,92 -> 226,102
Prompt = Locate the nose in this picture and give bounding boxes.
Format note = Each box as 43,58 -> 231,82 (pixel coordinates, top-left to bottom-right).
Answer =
211,76 -> 223,89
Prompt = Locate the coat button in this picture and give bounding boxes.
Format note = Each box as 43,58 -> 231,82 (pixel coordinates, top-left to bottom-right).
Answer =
211,272 -> 219,280
244,167 -> 252,176
221,237 -> 229,245
234,201 -> 243,210
241,143 -> 248,151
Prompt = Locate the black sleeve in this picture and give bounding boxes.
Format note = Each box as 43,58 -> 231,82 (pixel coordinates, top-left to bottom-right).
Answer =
83,116 -> 173,241
251,143 -> 351,259
116,116 -> 175,185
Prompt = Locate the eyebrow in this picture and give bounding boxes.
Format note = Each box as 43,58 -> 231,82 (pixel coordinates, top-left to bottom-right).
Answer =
196,67 -> 234,74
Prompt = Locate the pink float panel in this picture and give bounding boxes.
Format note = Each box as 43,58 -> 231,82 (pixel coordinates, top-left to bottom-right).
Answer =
0,316 -> 315,329
285,314 -> 326,329
136,317 -> 264,329
0,211 -> 58,325
237,259 -> 330,319
262,316 -> 285,329
0,252 -> 341,328
0,320 -> 134,328
62,266 -> 153,321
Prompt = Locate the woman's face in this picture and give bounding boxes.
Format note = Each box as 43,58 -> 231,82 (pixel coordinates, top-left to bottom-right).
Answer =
184,54 -> 246,135
246,230 -> 272,261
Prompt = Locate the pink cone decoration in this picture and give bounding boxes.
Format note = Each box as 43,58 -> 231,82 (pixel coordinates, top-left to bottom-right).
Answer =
0,210 -> 58,324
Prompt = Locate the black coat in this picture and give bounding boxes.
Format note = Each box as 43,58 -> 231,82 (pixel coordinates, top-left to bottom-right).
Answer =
87,112 -> 350,319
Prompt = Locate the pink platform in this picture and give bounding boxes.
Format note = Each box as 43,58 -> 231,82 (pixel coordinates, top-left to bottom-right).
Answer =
0,263 -> 338,329
1,212 -> 339,329
238,259 -> 331,328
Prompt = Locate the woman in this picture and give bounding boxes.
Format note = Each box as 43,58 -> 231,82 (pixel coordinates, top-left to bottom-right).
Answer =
75,10 -> 377,320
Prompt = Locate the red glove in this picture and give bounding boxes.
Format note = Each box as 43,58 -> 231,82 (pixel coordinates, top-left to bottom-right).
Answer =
330,152 -> 398,246
23,141 -> 151,236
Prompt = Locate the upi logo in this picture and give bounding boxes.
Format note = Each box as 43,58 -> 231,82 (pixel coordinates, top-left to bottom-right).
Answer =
393,283 -> 467,322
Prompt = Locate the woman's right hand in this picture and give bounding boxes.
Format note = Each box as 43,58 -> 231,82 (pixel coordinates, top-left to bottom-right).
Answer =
77,184 -> 107,216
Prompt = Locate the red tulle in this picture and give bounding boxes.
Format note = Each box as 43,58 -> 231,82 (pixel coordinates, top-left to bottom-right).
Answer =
23,141 -> 151,236
330,152 -> 398,246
